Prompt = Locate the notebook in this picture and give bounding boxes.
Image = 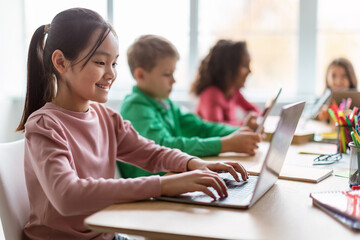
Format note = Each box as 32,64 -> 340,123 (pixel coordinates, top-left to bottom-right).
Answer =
156,101 -> 305,209
248,163 -> 333,183
256,88 -> 282,133
310,190 -> 360,230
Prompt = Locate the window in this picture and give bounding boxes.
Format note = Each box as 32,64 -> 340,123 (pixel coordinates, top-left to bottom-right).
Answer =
198,0 -> 299,99
317,0 -> 360,94
19,0 -> 107,97
17,0 -> 360,101
111,0 -> 190,99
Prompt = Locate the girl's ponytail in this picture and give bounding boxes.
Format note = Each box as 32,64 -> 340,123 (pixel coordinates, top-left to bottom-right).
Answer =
17,8 -> 114,132
17,25 -> 48,131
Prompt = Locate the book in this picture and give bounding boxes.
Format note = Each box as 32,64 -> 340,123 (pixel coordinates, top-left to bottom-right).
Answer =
264,131 -> 314,144
310,190 -> 360,230
248,164 -> 333,183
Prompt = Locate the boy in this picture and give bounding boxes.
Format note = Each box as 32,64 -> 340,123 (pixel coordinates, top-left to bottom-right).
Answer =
118,35 -> 261,178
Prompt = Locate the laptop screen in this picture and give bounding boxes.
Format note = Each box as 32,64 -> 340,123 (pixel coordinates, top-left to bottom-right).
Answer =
256,88 -> 282,133
250,101 -> 305,206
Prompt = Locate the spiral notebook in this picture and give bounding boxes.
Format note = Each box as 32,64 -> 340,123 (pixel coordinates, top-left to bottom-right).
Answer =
310,190 -> 360,230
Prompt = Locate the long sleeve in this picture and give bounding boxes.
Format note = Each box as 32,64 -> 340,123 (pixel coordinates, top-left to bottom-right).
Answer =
117,87 -> 238,178
24,103 -> 193,240
235,90 -> 261,114
196,87 -> 229,123
120,91 -> 238,158
196,86 -> 260,126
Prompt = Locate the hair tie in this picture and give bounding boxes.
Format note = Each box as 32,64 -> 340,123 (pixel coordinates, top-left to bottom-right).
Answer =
44,24 -> 50,34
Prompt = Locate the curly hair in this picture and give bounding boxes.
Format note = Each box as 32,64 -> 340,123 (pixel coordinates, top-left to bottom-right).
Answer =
191,40 -> 248,96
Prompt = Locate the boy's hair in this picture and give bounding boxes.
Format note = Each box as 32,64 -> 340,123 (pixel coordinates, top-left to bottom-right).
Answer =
127,35 -> 179,77
325,57 -> 358,90
17,8 -> 116,131
190,39 -> 247,96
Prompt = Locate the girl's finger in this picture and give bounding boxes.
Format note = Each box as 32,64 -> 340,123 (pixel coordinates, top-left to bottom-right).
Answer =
198,176 -> 226,198
227,162 -> 248,180
197,185 -> 217,200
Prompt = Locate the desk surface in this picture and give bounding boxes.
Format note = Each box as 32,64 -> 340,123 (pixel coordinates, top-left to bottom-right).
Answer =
85,142 -> 359,240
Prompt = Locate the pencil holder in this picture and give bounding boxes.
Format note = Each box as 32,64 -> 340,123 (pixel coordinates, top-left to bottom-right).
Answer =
336,124 -> 352,153
348,142 -> 360,188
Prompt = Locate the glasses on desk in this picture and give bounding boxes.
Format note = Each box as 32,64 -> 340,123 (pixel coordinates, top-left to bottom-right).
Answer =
313,152 -> 342,165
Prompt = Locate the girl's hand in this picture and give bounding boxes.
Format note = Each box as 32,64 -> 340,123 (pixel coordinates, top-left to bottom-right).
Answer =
160,170 -> 228,200
243,112 -> 259,131
220,128 -> 261,155
187,158 -> 248,182
160,159 -> 248,200
317,105 -> 330,121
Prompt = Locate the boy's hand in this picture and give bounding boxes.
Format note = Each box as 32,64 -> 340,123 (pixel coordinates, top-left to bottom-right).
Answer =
220,128 -> 261,155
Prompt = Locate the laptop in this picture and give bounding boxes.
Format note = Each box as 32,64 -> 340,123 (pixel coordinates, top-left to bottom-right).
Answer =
156,101 -> 306,209
256,88 -> 282,133
331,90 -> 360,109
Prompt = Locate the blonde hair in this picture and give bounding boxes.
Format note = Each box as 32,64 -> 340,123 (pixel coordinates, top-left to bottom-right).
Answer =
127,35 -> 179,77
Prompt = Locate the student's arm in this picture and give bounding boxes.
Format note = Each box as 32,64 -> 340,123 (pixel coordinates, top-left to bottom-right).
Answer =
235,91 -> 261,114
197,92 -> 227,123
115,116 -> 195,172
25,115 -> 188,216
317,104 -> 330,121
122,103 -> 235,157
197,87 -> 251,126
197,87 -> 242,125
177,107 -> 239,138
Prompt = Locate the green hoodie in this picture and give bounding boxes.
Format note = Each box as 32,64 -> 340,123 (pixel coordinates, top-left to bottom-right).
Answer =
117,86 -> 239,178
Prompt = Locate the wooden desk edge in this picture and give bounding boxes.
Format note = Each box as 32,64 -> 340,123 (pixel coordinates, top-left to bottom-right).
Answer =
84,219 -> 228,240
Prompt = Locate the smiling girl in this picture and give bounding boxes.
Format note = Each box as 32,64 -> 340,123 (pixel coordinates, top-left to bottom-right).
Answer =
17,8 -> 249,240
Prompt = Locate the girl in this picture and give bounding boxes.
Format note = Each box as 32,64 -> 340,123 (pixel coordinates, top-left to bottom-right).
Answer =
190,40 -> 260,130
317,57 -> 358,121
17,8 -> 248,240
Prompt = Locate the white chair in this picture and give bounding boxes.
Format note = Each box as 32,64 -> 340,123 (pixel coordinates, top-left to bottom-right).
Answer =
0,139 -> 30,240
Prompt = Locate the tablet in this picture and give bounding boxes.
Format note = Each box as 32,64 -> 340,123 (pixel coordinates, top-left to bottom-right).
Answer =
256,88 -> 282,133
302,88 -> 332,121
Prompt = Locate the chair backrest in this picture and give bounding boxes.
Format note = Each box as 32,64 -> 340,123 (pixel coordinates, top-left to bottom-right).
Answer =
0,139 -> 30,240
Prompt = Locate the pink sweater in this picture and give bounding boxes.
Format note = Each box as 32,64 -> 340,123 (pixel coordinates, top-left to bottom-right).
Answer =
196,86 -> 260,126
23,103 -> 192,240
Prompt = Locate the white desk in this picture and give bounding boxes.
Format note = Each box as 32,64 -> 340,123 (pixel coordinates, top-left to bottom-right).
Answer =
85,142 -> 358,240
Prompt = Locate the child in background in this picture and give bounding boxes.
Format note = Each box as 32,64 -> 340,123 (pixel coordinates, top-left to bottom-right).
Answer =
118,35 -> 261,179
317,57 -> 358,121
17,8 -> 249,240
190,40 -> 260,130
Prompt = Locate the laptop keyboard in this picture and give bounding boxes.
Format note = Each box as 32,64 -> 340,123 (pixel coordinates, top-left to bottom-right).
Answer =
218,173 -> 258,203
156,173 -> 258,207
181,173 -> 258,204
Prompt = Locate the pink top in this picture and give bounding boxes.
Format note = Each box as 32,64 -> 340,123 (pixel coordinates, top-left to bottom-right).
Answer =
196,86 -> 260,126
23,103 -> 192,240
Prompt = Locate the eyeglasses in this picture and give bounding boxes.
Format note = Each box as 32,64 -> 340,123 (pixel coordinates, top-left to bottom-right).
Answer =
313,152 -> 342,165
